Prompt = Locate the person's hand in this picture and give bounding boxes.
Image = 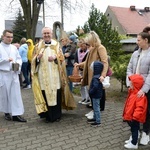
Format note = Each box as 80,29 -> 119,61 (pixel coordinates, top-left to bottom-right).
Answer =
89,46 -> 94,51
64,53 -> 70,57
37,53 -> 43,59
74,63 -> 81,67
74,63 -> 79,66
48,55 -> 56,62
137,90 -> 145,97
9,58 -> 13,62
99,76 -> 104,82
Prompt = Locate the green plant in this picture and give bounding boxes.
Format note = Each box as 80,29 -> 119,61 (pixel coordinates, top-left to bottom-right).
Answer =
72,86 -> 80,96
112,54 -> 131,92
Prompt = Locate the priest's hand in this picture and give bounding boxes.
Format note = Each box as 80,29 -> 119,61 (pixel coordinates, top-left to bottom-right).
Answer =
48,55 -> 56,62
37,53 -> 43,59
9,58 -> 13,62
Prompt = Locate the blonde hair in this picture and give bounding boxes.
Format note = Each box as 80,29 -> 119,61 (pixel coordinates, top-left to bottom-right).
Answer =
78,38 -> 85,44
85,31 -> 101,47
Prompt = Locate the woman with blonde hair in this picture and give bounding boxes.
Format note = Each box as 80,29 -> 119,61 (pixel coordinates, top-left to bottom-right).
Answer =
75,31 -> 108,120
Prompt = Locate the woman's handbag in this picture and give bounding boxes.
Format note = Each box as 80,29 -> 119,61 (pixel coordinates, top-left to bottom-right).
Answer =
106,67 -> 113,76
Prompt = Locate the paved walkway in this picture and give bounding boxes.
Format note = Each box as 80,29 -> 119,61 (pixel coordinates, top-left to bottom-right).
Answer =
0,88 -> 150,150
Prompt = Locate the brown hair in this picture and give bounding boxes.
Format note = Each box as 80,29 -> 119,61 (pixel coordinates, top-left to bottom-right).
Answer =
3,29 -> 13,35
139,32 -> 150,43
20,37 -> 27,45
143,26 -> 150,33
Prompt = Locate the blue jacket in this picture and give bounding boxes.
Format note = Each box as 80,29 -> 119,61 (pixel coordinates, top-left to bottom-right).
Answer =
89,61 -> 103,99
19,43 -> 28,62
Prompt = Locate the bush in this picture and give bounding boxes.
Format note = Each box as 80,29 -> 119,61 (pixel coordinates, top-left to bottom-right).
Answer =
112,54 -> 131,92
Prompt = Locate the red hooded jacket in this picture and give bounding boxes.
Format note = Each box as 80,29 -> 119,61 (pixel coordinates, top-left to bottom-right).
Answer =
123,74 -> 147,123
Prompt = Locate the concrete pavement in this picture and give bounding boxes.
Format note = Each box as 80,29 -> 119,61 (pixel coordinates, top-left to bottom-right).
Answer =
0,88 -> 150,150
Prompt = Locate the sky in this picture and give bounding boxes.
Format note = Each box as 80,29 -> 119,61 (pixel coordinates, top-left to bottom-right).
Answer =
0,0 -> 150,34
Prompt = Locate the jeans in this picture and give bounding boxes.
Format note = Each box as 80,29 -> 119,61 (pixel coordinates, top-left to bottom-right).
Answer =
66,66 -> 73,91
128,120 -> 140,145
80,86 -> 89,100
21,62 -> 29,85
143,90 -> 150,134
92,98 -> 101,124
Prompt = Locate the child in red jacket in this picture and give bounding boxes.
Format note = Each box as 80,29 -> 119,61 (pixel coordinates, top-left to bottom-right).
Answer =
123,74 -> 147,149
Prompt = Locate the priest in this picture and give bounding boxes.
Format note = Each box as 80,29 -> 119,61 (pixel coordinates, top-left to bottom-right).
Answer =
31,27 -> 76,123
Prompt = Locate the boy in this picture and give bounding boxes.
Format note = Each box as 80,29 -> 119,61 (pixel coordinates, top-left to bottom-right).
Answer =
88,61 -> 104,127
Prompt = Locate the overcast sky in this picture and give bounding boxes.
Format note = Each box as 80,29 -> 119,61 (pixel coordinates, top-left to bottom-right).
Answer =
0,0 -> 149,35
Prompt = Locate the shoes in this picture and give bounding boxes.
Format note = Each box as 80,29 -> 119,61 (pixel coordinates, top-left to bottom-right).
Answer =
125,136 -> 132,144
23,84 -> 31,89
85,110 -> 93,117
45,118 -> 61,123
4,113 -> 11,121
125,131 -> 140,144
91,122 -> 101,127
86,103 -> 92,108
45,119 -> 50,123
23,80 -> 26,84
78,99 -> 86,104
100,108 -> 104,111
86,110 -> 94,119
87,118 -> 96,124
82,99 -> 91,105
12,116 -> 27,122
124,142 -> 138,149
140,132 -> 150,145
87,115 -> 94,120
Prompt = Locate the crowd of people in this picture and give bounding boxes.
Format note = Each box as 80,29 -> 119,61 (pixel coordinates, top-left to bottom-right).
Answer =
0,24 -> 150,149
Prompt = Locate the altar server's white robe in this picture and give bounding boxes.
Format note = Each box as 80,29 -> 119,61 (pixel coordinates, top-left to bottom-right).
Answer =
0,42 -> 24,116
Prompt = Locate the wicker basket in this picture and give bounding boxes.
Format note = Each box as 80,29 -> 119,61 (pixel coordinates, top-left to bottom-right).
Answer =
68,66 -> 82,82
68,75 -> 82,82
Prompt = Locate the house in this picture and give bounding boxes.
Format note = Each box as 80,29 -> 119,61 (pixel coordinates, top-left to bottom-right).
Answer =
105,6 -> 150,37
5,20 -> 43,41
120,38 -> 137,52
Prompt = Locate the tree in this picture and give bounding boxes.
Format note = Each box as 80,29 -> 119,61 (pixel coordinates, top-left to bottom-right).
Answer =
19,0 -> 41,42
12,9 -> 26,43
5,0 -> 87,42
83,4 -> 122,61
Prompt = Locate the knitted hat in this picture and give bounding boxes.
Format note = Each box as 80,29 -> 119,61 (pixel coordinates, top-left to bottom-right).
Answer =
69,35 -> 76,43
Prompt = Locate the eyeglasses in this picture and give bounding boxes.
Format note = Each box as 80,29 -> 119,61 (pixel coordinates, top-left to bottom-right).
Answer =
5,36 -> 13,38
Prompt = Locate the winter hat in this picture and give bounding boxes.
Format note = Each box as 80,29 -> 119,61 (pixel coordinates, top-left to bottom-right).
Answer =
69,35 -> 76,43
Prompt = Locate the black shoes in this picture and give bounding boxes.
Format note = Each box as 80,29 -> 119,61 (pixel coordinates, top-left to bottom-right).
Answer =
87,119 -> 96,124
5,113 -> 11,121
45,118 -> 61,123
12,116 -> 27,122
86,103 -> 92,108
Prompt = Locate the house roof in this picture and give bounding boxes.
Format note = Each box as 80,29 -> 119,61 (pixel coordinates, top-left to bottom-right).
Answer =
108,6 -> 150,35
5,20 -> 44,38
